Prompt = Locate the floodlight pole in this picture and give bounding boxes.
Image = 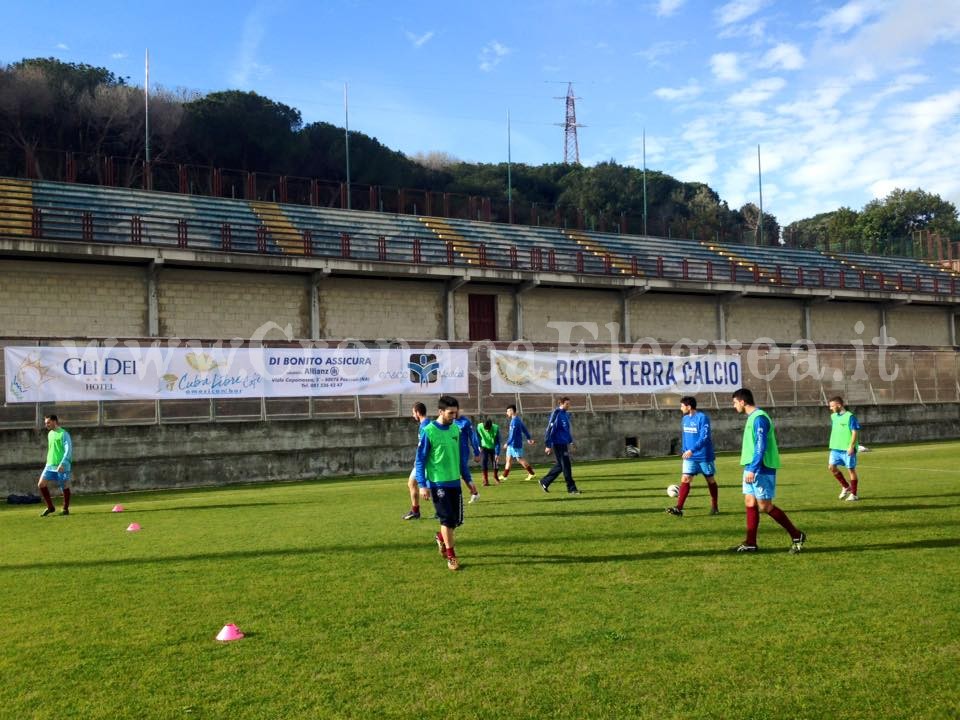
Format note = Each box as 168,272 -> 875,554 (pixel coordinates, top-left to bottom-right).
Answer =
507,109 -> 513,224
144,49 -> 151,189
757,144 -> 764,247
642,128 -> 648,236
344,82 -> 351,210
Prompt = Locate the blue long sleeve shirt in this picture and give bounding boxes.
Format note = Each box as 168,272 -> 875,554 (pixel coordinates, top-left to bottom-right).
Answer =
454,416 -> 480,456
506,416 -> 532,448
681,411 -> 715,462
746,414 -> 774,475
544,407 -> 573,448
415,421 -> 473,488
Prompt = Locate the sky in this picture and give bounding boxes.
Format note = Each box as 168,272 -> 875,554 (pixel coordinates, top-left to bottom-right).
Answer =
2,0 -> 960,225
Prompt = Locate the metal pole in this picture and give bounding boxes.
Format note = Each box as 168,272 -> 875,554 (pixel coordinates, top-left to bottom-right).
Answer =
757,144 -> 764,247
344,82 -> 351,210
642,128 -> 648,236
507,109 -> 513,224
144,49 -> 151,171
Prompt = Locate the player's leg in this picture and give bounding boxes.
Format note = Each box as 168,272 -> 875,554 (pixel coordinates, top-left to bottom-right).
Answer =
705,474 -> 719,513
481,450 -> 490,486
520,456 -> 535,479
733,473 -> 760,550
847,468 -> 859,499
757,483 -> 804,550
559,446 -> 577,493
403,473 -> 421,520
37,471 -> 56,516
502,452 -> 513,477
829,452 -> 851,498
59,475 -> 71,515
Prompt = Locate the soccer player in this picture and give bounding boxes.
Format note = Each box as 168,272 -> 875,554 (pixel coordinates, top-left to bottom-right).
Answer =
666,396 -> 719,516
540,397 -> 580,495
827,396 -> 862,502
502,404 -> 536,481
415,395 -> 472,571
731,388 -> 805,553
402,402 -> 431,520
38,414 -> 72,517
454,412 -> 482,503
476,418 -> 502,486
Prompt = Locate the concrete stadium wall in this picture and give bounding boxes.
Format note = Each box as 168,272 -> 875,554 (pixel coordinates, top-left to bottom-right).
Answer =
318,277 -> 444,340
0,259 -> 147,337
2,402 -> 957,495
0,258 -> 955,348
159,268 -> 309,339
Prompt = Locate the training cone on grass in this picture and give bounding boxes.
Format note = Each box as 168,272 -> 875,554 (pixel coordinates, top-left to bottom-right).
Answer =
216,624 -> 244,642
112,505 -> 124,512
126,522 -> 141,532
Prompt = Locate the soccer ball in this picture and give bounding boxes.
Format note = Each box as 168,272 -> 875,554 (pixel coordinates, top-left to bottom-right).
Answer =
667,484 -> 680,498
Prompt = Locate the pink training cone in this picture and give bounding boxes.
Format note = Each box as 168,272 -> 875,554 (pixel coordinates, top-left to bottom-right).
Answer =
216,624 -> 245,642
112,505 -> 125,512
126,523 -> 141,532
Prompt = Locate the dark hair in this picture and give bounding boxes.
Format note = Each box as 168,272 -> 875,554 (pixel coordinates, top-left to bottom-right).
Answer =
731,388 -> 755,405
506,404 -> 517,413
829,396 -> 845,405
44,414 -> 59,422
484,419 -> 492,430
413,402 -> 427,416
437,395 -> 459,410
559,396 -> 570,404
680,396 -> 697,409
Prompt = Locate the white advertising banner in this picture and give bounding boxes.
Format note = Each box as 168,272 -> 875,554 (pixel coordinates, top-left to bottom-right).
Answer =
4,346 -> 469,403
490,350 -> 742,394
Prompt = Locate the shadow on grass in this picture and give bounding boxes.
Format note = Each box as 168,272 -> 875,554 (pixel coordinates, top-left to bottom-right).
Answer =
112,501 -> 311,514
798,502 -> 960,514
473,537 -> 960,565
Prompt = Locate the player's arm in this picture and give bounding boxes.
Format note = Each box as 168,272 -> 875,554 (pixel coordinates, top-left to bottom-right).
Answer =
544,410 -> 557,450
459,429 -> 473,482
745,416 -> 770,476
691,416 -> 710,453
414,433 -> 430,491
521,419 -> 533,443
494,429 -> 502,456
849,415 -> 860,454
59,431 -> 73,470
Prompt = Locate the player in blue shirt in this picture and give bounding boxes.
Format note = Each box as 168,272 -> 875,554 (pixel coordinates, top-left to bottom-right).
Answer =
454,413 -> 482,503
402,402 -> 432,520
540,397 -> 580,495
502,404 -> 536,481
666,396 -> 719,517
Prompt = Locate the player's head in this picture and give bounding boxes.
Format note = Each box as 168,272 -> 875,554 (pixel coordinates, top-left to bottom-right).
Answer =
412,402 -> 427,420
559,396 -> 571,410
731,388 -> 755,414
484,418 -> 493,430
506,404 -> 517,417
680,396 -> 697,414
828,396 -> 845,413
43,414 -> 59,430
437,395 -> 459,424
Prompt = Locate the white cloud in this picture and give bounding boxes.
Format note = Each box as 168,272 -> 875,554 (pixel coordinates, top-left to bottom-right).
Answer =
404,30 -> 434,48
677,154 -> 718,183
232,4 -> 272,87
715,0 -> 767,26
656,0 -> 686,17
479,40 -> 510,72
111,52 -> 128,60
728,77 -> 786,106
653,80 -> 702,102
762,43 -> 805,71
55,43 -> 69,50
817,1 -> 881,34
887,89 -> 960,133
710,52 -> 743,82
635,40 -> 686,67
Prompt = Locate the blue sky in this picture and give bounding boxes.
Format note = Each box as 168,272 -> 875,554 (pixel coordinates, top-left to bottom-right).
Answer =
3,0 -> 960,224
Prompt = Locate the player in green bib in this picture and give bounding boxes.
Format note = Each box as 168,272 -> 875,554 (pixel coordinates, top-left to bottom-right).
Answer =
476,419 -> 502,486
827,396 -> 862,501
38,414 -> 73,516
732,388 -> 805,553
415,396 -> 472,571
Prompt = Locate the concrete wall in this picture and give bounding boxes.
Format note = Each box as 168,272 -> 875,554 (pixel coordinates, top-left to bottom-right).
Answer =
810,302 -> 880,344
725,298 -> 804,344
522,288 -> 622,344
0,259 -> 147,337
317,277 -> 444,340
629,293 -> 717,343
3,402 -> 958,494
159,268 -> 309,339
885,306 -> 952,347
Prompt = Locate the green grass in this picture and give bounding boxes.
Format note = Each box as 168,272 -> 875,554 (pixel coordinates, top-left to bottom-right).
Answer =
2,441 -> 959,720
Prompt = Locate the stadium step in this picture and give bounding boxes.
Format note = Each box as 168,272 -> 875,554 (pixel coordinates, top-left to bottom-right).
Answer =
249,200 -> 305,254
562,229 -> 633,274
0,178 -> 34,236
416,216 -> 485,266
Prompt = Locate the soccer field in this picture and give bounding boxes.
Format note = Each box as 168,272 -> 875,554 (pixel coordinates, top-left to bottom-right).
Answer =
2,441 -> 958,720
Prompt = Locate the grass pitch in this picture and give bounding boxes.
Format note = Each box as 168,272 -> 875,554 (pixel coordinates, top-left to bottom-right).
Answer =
1,441 -> 958,719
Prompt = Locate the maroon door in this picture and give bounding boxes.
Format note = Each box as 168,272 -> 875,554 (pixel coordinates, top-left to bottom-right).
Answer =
468,294 -> 497,341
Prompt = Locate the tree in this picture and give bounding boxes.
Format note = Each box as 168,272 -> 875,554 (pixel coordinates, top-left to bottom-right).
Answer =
857,188 -> 960,255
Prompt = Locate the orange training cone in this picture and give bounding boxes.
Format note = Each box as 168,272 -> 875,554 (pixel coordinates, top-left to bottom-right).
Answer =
216,623 -> 245,642
112,505 -> 124,512
126,523 -> 141,532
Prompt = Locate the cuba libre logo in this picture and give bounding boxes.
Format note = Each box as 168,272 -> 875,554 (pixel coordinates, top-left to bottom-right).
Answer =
169,368 -> 264,396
